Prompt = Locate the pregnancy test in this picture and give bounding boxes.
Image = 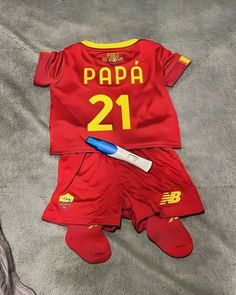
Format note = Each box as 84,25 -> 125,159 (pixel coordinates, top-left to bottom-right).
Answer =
86,136 -> 152,172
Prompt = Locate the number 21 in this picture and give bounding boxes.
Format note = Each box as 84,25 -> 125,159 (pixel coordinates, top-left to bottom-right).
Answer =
87,94 -> 131,131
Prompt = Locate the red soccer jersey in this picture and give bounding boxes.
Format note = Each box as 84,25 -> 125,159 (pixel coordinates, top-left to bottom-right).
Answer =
33,38 -> 191,154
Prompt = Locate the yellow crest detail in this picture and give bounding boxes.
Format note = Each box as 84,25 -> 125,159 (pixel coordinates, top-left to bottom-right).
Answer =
59,193 -> 74,203
160,191 -> 182,205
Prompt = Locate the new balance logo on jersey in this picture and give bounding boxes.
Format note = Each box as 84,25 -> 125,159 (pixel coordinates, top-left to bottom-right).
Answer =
160,191 -> 182,205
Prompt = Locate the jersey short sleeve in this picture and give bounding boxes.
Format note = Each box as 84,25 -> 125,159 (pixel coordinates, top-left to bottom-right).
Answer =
159,45 -> 191,87
33,50 -> 64,87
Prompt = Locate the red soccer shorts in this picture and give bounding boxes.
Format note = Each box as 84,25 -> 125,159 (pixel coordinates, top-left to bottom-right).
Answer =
42,148 -> 205,232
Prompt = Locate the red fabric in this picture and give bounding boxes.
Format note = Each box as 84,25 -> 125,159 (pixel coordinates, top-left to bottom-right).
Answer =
165,60 -> 190,87
41,147 -> 204,230
33,51 -> 64,86
65,225 -> 111,264
159,45 -> 191,87
33,39 -> 190,154
145,216 -> 193,258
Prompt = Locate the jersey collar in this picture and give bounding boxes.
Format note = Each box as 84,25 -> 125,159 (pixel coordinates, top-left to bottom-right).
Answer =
81,39 -> 139,49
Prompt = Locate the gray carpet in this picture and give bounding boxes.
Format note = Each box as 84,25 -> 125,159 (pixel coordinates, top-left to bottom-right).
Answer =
0,1 -> 235,294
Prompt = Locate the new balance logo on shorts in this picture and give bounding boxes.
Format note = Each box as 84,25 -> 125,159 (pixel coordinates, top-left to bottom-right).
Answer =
160,191 -> 182,205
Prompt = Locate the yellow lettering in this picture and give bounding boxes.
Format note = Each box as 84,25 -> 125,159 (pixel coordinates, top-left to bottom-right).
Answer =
84,68 -> 96,84
83,62 -> 144,85
116,94 -> 131,129
115,66 -> 127,84
131,60 -> 143,84
99,67 -> 112,85
87,94 -> 113,131
87,94 -> 131,131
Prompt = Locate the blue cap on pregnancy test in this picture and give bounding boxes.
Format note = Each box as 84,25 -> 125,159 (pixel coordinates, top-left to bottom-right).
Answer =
86,136 -> 118,155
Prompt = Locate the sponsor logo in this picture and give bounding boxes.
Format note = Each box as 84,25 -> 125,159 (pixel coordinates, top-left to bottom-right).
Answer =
102,52 -> 124,63
160,191 -> 182,205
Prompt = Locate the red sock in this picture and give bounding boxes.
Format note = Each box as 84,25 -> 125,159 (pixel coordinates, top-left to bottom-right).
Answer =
65,225 -> 111,264
145,216 -> 193,258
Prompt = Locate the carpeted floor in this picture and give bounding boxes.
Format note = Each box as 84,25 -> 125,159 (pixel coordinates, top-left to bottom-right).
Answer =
0,1 -> 235,294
